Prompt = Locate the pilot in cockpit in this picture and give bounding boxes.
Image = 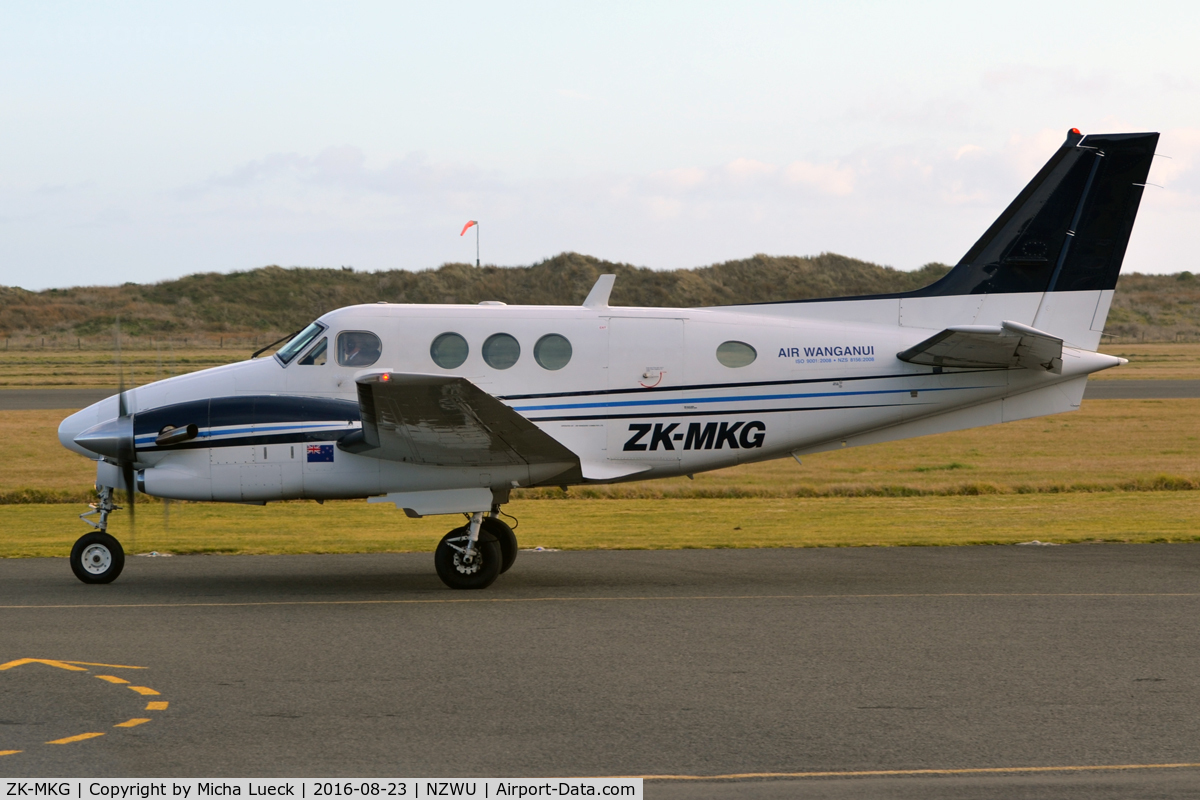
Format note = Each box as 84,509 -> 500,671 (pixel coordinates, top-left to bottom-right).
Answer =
338,331 -> 382,367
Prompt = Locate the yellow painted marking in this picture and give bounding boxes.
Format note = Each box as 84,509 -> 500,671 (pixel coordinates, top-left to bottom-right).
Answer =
46,732 -> 104,745
631,762 -> 1200,780
145,701 -> 169,711
57,660 -> 146,669
0,658 -> 87,671
0,658 -> 145,670
127,686 -> 160,696
0,750 -> 22,756
95,675 -> 130,684
1,592 -> 1199,611
114,718 -> 151,728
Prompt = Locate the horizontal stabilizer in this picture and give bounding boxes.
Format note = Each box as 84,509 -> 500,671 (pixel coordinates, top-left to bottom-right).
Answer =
897,320 -> 1063,373
342,372 -> 580,469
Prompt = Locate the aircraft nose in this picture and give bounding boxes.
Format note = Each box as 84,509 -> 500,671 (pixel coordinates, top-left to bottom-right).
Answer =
58,406 -> 104,457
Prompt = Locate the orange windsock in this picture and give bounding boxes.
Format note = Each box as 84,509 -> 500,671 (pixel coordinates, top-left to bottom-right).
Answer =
460,220 -> 478,236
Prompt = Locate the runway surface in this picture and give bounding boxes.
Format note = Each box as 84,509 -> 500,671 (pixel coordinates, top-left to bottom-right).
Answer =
0,388 -> 116,410
1,379 -> 1198,410
3,546 -> 1200,797
1083,379 -> 1200,399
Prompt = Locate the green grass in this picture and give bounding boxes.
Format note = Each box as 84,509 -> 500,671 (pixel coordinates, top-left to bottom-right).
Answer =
9,400 -> 1200,501
5,493 -> 1200,559
6,398 -> 1200,557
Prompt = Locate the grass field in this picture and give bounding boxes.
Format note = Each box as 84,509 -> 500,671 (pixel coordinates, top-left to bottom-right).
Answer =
4,492 -> 1199,559
7,400 -> 1198,501
2,342 -> 1200,390
0,347 -> 234,389
3,397 -> 1199,557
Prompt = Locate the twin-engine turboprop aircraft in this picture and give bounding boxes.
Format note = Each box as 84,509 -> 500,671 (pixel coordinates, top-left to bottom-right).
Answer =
59,129 -> 1158,589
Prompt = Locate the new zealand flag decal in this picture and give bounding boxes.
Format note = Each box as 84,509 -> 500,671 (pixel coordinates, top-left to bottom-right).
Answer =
307,444 -> 334,462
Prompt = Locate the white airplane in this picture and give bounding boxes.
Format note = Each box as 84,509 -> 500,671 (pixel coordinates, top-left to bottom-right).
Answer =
59,129 -> 1158,589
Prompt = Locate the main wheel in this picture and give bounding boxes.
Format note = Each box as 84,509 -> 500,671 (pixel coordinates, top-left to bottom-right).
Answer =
70,532 -> 125,584
481,517 -> 518,574
434,526 -> 501,590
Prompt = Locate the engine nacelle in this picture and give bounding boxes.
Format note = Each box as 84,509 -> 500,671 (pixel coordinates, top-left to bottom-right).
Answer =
138,463 -> 214,501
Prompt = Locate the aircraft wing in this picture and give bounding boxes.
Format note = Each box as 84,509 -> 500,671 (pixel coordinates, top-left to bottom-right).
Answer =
897,320 -> 1063,373
340,372 -> 580,468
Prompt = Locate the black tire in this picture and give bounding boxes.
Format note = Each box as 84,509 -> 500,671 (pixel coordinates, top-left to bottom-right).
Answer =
434,526 -> 501,590
70,532 -> 125,584
481,516 -> 518,574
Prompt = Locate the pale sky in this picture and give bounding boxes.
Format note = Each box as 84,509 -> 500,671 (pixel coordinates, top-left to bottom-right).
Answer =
2,1 -> 1198,290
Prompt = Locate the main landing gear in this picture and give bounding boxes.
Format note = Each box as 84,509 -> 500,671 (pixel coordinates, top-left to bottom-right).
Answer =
434,508 -> 518,590
71,486 -> 126,584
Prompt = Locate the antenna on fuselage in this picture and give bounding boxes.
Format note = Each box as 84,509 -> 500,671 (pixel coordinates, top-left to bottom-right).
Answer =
583,274 -> 616,309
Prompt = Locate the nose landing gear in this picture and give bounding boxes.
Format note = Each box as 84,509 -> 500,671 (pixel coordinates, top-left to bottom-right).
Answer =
71,485 -> 126,584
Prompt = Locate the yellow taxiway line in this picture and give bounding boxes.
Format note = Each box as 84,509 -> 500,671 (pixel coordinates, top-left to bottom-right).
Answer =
632,762 -> 1200,780
46,732 -> 104,745
114,718 -> 151,728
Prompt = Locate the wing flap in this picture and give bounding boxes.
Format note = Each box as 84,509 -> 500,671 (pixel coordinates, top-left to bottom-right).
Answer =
342,373 -> 580,468
898,320 -> 1063,373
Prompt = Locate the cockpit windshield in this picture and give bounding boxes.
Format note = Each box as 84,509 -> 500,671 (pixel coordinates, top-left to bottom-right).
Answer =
275,321 -> 327,365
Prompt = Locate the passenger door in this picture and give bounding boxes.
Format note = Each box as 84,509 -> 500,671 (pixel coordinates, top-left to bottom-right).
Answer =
605,317 -> 685,462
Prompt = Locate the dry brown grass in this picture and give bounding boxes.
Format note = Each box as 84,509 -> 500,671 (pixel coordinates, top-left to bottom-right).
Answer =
8,399 -> 1200,502
0,347 -> 235,389
1095,342 -> 1200,380
0,339 -> 1196,391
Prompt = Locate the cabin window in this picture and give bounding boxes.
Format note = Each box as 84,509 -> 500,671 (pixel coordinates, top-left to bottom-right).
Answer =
337,331 -> 382,367
534,333 -> 572,370
276,321 -> 326,365
430,332 -> 469,369
298,337 -> 328,366
716,341 -> 757,368
482,333 -> 520,370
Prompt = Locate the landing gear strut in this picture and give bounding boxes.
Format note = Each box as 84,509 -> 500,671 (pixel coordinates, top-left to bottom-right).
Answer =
71,486 -> 126,584
434,510 -> 507,590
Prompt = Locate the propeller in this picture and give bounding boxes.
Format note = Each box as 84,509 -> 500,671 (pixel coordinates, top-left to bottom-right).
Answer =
160,338 -> 172,533
72,317 -> 139,543
114,318 -> 135,539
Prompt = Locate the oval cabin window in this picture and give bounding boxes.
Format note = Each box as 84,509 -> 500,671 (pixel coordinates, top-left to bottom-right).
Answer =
337,331 -> 382,367
430,332 -> 469,369
534,334 -> 572,370
482,333 -> 521,370
716,341 -> 756,368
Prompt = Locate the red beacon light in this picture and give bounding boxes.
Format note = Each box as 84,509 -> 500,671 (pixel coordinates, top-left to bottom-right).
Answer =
1070,128 -> 1081,134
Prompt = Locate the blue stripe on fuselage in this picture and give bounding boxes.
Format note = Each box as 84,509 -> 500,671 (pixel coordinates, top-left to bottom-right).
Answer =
510,385 -> 982,413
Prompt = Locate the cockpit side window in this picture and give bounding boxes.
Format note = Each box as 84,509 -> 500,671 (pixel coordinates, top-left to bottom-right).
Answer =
298,337 -> 328,366
337,331 -> 382,367
276,321 -> 327,365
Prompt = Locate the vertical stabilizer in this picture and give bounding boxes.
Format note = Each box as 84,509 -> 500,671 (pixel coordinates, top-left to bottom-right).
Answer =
915,130 -> 1158,300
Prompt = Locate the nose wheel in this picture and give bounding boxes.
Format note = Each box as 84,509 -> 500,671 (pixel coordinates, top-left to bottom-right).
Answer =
70,532 -> 125,584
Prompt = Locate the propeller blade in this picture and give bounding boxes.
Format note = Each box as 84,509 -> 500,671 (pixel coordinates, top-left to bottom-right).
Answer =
115,316 -> 135,546
122,460 -> 136,536
116,317 -> 128,418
